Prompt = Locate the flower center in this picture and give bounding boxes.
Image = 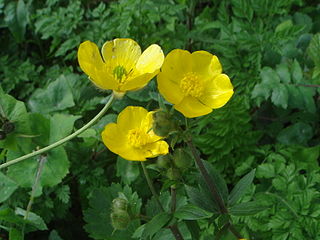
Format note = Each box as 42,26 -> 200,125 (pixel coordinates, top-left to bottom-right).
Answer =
113,65 -> 127,82
127,129 -> 151,148
180,72 -> 204,97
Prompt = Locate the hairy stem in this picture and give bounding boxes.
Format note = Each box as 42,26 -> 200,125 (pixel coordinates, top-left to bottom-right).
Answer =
0,94 -> 115,170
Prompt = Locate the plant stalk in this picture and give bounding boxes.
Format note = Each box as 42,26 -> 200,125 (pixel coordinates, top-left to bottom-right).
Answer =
186,139 -> 243,239
0,94 -> 115,170
140,162 -> 184,240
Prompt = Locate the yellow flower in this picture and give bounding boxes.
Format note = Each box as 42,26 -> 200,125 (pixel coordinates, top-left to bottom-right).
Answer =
101,106 -> 169,161
157,49 -> 234,118
78,38 -> 164,95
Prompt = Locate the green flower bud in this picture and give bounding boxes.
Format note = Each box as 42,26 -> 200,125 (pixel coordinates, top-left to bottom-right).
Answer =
0,131 -> 6,140
173,148 -> 193,169
112,198 -> 128,212
166,167 -> 181,180
152,110 -> 176,137
2,121 -> 15,134
157,155 -> 171,169
111,209 -> 131,230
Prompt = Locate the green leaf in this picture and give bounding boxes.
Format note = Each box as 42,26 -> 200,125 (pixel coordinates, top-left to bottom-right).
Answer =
116,157 -> 140,184
201,160 -> 228,203
9,228 -> 23,240
83,185 -> 141,240
277,122 -> 313,145
291,60 -> 303,83
228,169 -> 256,206
271,84 -> 289,108
15,208 -> 47,231
276,64 -> 291,83
229,201 -> 266,216
49,114 -> 80,143
143,212 -> 171,238
175,204 -> 213,220
4,0 -> 28,42
307,33 -> 320,66
28,75 -> 75,114
256,163 -> 276,178
7,147 -> 70,194
0,172 -> 18,203
49,230 -> 64,240
185,185 -> 218,213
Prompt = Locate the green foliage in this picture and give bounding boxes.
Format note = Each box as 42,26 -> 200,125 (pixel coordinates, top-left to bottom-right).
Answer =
0,0 -> 319,239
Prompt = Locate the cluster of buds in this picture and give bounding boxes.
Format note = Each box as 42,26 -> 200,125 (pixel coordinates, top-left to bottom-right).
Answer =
110,197 -> 131,230
0,116 -> 15,140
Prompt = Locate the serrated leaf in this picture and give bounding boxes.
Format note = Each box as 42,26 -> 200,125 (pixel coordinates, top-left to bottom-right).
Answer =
116,157 -> 140,184
15,208 -> 47,231
277,122 -> 313,145
185,185 -> 218,213
229,201 -> 266,216
276,64 -> 291,83
271,84 -> 289,108
0,172 -> 18,203
175,204 -> 213,220
256,163 -> 275,179
229,169 -> 256,206
291,60 -> 303,83
143,212 -> 171,238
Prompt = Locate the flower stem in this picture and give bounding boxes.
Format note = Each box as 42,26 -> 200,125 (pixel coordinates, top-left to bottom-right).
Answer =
0,94 -> 115,170
186,139 -> 243,239
140,162 -> 164,212
21,154 -> 46,237
140,162 -> 184,240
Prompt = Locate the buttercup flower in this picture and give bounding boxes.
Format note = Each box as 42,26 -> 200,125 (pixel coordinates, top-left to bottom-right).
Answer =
157,49 -> 233,118
101,106 -> 169,161
78,38 -> 164,96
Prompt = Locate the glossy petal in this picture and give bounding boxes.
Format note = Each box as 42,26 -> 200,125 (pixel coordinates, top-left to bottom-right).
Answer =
174,96 -> 212,118
200,74 -> 234,109
161,49 -> 192,83
136,44 -> 164,73
191,51 -> 222,80
117,106 -> 149,132
120,72 -> 156,92
157,71 -> 184,104
78,41 -> 117,89
101,38 -> 141,72
144,140 -> 169,158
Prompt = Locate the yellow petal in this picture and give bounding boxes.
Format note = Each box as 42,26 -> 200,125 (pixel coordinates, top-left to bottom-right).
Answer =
157,71 -> 184,104
101,38 -> 141,73
136,44 -> 164,73
160,49 -> 192,83
174,96 -> 212,118
78,41 -> 117,90
200,74 -> 234,109
101,123 -> 131,156
117,106 -> 149,132
191,51 -> 222,80
144,140 -> 169,158
120,72 -> 156,92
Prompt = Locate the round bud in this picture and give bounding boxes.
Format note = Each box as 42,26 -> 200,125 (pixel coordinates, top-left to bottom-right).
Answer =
3,121 -> 15,134
0,131 -> 6,140
166,167 -> 181,180
111,210 -> 131,230
152,110 -> 176,137
173,148 -> 193,169
112,198 -> 128,212
157,155 -> 171,169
